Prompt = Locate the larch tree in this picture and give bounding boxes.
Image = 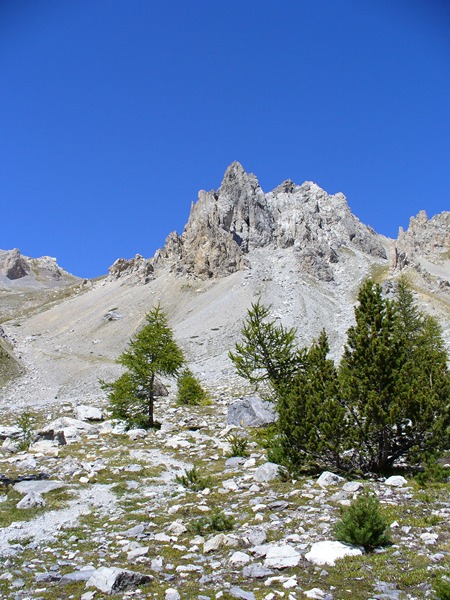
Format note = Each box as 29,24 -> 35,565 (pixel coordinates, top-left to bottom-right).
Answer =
103,305 -> 185,429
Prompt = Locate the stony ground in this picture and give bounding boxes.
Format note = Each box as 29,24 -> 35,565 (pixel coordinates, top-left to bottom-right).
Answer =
1,390 -> 449,600
0,232 -> 449,600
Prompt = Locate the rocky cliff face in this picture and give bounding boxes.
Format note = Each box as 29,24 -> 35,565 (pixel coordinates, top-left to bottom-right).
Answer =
0,249 -> 79,288
112,162 -> 387,282
392,211 -> 450,270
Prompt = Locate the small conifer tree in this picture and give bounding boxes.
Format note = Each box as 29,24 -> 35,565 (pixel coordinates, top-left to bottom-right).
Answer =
229,299 -> 305,394
434,573 -> 450,600
176,369 -> 210,405
103,305 -> 184,429
333,490 -> 391,551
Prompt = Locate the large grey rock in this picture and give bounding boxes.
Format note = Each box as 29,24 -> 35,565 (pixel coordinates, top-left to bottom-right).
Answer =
227,396 -> 277,427
13,480 -> 66,495
229,551 -> 251,565
230,587 -> 256,600
16,492 -> 46,509
247,528 -> 267,546
38,417 -> 98,444
253,462 -> 280,483
75,405 -> 104,422
384,475 -> 407,487
0,426 -> 21,441
317,471 -> 345,488
86,567 -> 152,594
342,481 -> 363,493
242,563 -> 274,579
28,440 -> 59,456
60,569 -> 97,583
204,533 -> 239,553
263,544 -> 301,569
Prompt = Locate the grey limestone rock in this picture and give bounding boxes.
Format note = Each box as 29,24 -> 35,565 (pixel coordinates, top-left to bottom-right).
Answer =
0,425 -> 22,440
60,569 -> 97,583
242,562 -> 274,579
263,544 -> 302,569
108,254 -> 154,283
305,541 -> 363,566
16,491 -> 46,509
13,480 -> 66,495
253,462 -> 280,483
230,586 -> 256,600
109,162 -> 388,281
317,471 -> 345,488
0,248 -> 78,287
75,405 -> 104,422
0,248 -> 29,280
86,566 -> 152,594
393,210 -> 450,272
227,396 -> 277,427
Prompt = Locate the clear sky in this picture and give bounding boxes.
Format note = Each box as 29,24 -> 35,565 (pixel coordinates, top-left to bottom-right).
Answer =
1,0 -> 449,278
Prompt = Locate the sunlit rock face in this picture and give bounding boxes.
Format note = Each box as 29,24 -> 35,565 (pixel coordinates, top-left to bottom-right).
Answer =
151,161 -> 386,281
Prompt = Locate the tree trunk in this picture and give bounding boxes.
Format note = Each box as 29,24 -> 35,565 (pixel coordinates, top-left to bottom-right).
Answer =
148,372 -> 155,428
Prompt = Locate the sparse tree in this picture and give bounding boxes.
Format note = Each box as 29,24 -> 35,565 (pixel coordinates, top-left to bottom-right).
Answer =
339,280 -> 400,472
229,300 -> 305,395
103,305 -> 184,429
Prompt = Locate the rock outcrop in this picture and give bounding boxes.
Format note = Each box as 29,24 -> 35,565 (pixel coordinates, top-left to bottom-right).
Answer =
0,248 -> 78,288
111,162 -> 387,282
108,254 -> 154,283
392,211 -> 450,272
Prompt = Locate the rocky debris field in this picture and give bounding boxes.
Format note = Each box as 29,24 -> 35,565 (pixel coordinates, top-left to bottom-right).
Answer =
0,391 -> 449,600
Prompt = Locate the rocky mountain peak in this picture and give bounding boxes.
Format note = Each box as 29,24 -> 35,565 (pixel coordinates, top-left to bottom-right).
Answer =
148,163 -> 387,281
109,164 -> 444,285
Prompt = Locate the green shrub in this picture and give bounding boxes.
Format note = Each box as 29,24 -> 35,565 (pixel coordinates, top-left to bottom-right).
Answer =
415,459 -> 450,487
189,510 -> 235,534
175,466 -> 212,491
333,490 -> 392,551
225,433 -> 249,457
176,369 -> 210,406
434,574 -> 450,600
16,412 -> 34,451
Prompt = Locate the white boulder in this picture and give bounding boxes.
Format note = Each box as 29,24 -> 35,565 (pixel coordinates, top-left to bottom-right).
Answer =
305,540 -> 363,566
317,471 -> 345,488
263,545 -> 301,569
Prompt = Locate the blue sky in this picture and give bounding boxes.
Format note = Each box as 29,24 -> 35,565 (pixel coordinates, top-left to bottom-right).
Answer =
1,0 -> 449,278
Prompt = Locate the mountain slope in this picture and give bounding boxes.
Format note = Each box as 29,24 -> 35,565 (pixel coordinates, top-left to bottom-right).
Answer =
0,163 -> 448,411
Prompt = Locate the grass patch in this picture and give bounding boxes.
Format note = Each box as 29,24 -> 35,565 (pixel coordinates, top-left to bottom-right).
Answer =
0,487 -> 75,528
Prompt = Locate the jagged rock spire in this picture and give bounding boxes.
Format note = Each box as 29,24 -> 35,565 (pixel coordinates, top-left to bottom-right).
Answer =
110,162 -> 388,281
